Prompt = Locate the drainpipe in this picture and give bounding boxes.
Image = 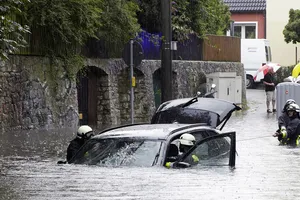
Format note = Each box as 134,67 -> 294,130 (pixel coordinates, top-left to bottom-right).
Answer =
230,20 -> 235,36
264,10 -> 266,39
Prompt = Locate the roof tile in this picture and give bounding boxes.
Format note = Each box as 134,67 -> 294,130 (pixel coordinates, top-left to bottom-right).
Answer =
223,0 -> 266,12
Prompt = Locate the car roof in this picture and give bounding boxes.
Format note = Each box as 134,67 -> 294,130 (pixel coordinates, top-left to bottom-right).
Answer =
157,97 -> 239,119
93,124 -> 210,140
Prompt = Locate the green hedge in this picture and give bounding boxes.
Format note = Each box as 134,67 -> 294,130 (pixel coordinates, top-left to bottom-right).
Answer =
275,65 -> 294,84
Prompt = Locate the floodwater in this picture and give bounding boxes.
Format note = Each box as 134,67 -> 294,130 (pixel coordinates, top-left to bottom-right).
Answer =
1,89 -> 300,200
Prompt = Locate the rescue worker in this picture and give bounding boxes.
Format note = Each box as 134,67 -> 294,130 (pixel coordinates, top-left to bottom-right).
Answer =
67,125 -> 94,163
165,133 -> 199,168
273,103 -> 300,146
275,99 -> 296,143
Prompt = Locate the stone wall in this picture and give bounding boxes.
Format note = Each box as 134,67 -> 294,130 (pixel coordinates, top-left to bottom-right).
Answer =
0,56 -> 245,131
0,56 -> 79,131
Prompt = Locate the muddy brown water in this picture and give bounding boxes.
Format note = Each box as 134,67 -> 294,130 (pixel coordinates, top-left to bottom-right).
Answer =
1,89 -> 300,200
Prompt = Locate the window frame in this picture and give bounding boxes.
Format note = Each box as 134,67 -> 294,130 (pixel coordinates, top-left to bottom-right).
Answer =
233,21 -> 258,39
175,131 -> 236,167
163,128 -> 221,165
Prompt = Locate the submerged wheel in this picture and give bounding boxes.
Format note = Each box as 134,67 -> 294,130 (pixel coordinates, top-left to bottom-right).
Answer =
246,75 -> 254,89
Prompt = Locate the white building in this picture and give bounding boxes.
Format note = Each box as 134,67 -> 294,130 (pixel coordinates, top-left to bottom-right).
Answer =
267,0 -> 300,66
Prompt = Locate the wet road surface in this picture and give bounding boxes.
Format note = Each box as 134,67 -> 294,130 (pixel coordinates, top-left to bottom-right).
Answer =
1,89 -> 300,200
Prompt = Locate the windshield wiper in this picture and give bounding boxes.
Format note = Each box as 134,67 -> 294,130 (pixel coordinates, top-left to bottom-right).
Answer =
182,97 -> 198,108
152,142 -> 163,166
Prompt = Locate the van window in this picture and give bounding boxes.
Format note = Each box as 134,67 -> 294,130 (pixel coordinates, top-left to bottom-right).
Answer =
265,46 -> 270,62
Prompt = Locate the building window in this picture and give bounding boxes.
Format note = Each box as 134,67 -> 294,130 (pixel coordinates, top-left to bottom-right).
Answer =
245,26 -> 256,39
234,26 -> 241,38
233,22 -> 257,39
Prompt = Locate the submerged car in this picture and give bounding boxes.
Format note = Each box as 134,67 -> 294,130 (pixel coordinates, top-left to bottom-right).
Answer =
68,123 -> 236,168
151,97 -> 241,130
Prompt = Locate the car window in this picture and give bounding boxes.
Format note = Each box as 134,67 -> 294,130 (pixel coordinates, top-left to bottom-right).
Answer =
165,130 -> 216,163
72,138 -> 163,167
190,130 -> 217,140
188,130 -> 218,161
182,136 -> 232,166
155,108 -> 219,127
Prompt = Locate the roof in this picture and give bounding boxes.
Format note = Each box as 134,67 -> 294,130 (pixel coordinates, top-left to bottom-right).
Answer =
94,124 -> 211,140
223,0 -> 266,12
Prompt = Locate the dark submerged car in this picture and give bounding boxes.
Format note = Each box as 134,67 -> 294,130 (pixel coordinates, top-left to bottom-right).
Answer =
68,124 -> 236,168
151,97 -> 242,130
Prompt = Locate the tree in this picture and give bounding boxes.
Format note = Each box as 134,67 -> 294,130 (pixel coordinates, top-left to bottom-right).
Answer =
20,0 -> 140,93
0,0 -> 30,60
25,0 -> 140,58
25,0 -> 103,57
97,0 -> 141,56
136,0 -> 231,40
283,9 -> 300,44
136,0 -> 161,33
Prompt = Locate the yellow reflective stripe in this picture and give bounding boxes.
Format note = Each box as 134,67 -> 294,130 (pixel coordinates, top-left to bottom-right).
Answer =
297,136 -> 300,146
192,155 -> 199,163
282,132 -> 287,138
165,162 -> 171,168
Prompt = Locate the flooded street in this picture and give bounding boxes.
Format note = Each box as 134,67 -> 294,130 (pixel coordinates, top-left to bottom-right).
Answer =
1,89 -> 300,200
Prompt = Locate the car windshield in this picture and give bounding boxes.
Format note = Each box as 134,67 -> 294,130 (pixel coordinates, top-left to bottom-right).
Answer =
74,138 -> 163,167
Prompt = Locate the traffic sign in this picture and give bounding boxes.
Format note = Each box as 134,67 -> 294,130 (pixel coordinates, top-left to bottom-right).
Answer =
122,40 -> 144,67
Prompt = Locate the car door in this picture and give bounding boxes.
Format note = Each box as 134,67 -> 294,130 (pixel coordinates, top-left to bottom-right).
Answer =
177,132 -> 236,167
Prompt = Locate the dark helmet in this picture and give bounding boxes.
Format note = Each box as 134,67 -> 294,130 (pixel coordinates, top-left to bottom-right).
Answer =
286,99 -> 296,105
283,99 -> 296,112
286,103 -> 300,112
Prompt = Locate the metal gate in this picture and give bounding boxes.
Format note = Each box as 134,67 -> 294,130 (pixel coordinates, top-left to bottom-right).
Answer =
77,73 -> 88,125
276,82 -> 300,118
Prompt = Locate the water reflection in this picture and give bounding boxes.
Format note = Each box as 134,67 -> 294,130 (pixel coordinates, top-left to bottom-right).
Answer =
0,128 -> 75,159
1,89 -> 300,199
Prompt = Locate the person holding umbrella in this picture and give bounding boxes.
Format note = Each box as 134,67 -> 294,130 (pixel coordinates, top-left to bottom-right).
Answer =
263,66 -> 276,113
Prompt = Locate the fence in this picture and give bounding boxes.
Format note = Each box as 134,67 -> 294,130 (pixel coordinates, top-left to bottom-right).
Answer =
202,35 -> 241,62
15,30 -> 240,62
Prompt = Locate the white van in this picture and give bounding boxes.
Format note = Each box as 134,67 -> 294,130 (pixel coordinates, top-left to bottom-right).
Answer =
241,39 -> 281,88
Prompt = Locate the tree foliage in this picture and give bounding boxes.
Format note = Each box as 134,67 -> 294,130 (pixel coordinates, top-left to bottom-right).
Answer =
97,0 -> 141,57
0,0 -> 30,60
25,0 -> 140,58
137,0 -> 231,40
1,0 -> 230,61
25,0 -> 103,57
283,9 -> 300,44
137,0 -> 161,33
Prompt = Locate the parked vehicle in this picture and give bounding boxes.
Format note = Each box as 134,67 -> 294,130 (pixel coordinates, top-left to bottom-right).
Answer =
67,123 -> 236,168
66,96 -> 241,168
241,39 -> 281,89
151,97 -> 241,130
197,84 -> 217,98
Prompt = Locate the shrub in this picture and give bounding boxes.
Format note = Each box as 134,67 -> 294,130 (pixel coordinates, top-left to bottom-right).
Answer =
275,65 -> 294,84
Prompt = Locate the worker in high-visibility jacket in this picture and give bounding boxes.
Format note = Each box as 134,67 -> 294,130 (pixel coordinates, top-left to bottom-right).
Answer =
165,133 -> 199,168
67,125 -> 94,163
273,103 -> 300,146
275,99 -> 296,144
